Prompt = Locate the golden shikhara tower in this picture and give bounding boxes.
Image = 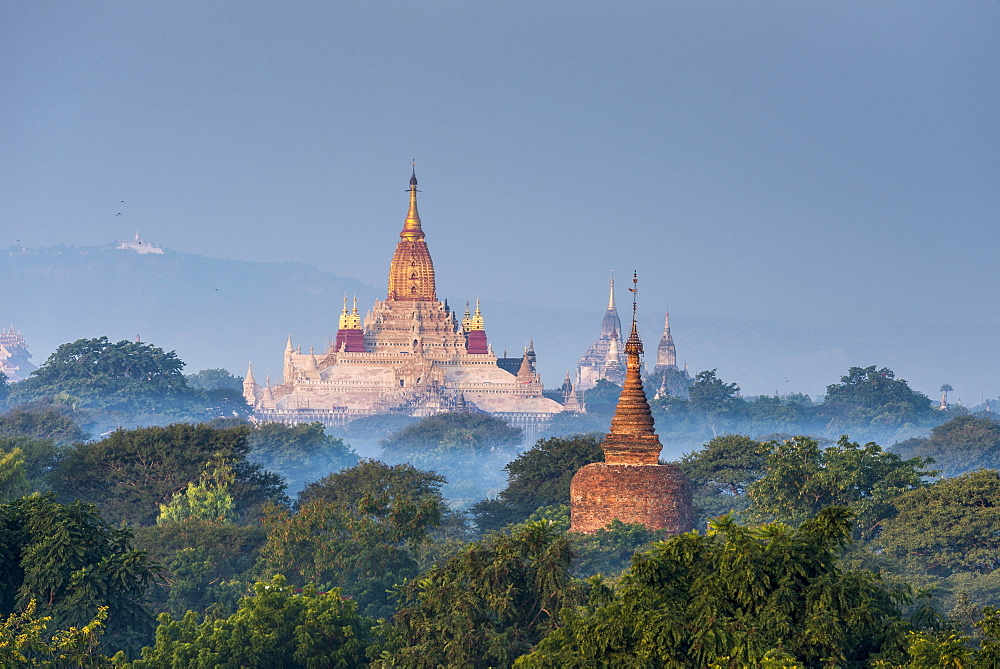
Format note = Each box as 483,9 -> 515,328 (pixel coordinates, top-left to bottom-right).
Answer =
387,168 -> 437,301
570,272 -> 692,534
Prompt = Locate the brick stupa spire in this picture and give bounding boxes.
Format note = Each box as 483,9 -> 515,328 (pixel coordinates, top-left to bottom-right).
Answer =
570,271 -> 693,533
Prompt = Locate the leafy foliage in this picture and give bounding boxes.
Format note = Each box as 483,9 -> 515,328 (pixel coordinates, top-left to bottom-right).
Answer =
519,508 -> 909,667
185,368 -> 243,392
380,411 -> 524,507
877,470 -> 1000,576
130,575 -> 370,668
582,378 -> 621,416
0,437 -> 64,495
471,435 -> 604,532
894,414 -> 1000,477
0,447 -> 29,503
47,423 -> 286,526
260,460 -> 446,618
378,521 -> 583,668
133,521 -> 266,617
0,495 -> 157,657
12,337 -> 187,410
748,435 -> 935,538
9,339 -> 252,433
0,407 -> 86,445
678,434 -> 767,526
157,462 -> 237,525
823,365 -> 935,433
0,600 -> 117,668
381,411 -> 523,455
687,369 -> 745,436
246,421 -> 358,495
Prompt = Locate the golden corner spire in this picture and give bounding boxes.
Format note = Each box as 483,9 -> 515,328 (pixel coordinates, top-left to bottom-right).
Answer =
338,295 -> 350,330
400,162 -> 424,241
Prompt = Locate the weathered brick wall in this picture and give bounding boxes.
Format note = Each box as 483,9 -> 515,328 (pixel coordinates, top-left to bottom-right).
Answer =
570,463 -> 692,534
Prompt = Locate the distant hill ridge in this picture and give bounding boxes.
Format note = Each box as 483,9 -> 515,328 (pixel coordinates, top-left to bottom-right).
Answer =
1,243 -> 976,401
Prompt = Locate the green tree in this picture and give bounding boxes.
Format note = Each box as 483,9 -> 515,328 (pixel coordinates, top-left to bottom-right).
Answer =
518,508 -> 909,667
378,521 -> 583,668
131,575 -> 370,669
0,447 -> 29,502
380,412 -> 524,507
133,521 -> 266,617
749,436 -> 935,537
247,421 -> 359,494
822,365 -> 935,434
687,369 -> 746,436
0,601 -> 117,668
895,414 -> 1000,477
678,434 -> 767,525
185,368 -> 243,392
470,435 -> 604,532
878,470 -> 1000,576
381,411 -> 523,455
645,366 -> 693,399
582,378 -> 621,416
260,460 -> 446,618
0,495 -> 157,656
0,437 -> 64,494
12,337 -> 187,410
297,459 -> 445,509
157,461 -> 237,524
0,407 -> 86,445
47,423 -> 286,526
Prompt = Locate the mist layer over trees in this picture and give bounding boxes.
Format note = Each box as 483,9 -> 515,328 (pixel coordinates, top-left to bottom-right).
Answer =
4,338 -> 1000,664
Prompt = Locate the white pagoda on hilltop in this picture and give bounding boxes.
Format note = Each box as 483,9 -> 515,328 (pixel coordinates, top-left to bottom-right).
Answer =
116,231 -> 164,255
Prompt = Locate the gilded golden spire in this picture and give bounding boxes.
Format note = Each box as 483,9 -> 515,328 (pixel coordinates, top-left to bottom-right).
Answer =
387,165 -> 437,301
603,271 -> 662,465
468,298 -> 485,331
338,295 -> 350,330
345,294 -> 361,329
400,164 -> 424,241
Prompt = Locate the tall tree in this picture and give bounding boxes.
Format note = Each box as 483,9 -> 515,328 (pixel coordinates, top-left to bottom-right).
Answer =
12,337 -> 187,410
379,521 -> 583,668
261,460 -> 446,619
894,414 -> 1000,477
47,423 -> 286,526
687,369 -> 746,436
748,435 -> 935,538
470,435 -> 604,532
822,365 -> 935,433
246,421 -> 358,494
877,470 -> 1000,576
0,495 -> 157,656
519,508 -> 909,667
678,434 -> 767,525
130,575 -> 370,668
381,411 -> 523,456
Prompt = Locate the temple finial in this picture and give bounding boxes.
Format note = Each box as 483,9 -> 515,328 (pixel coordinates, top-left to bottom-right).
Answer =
626,270 -> 642,355
401,163 -> 423,241
608,271 -> 616,310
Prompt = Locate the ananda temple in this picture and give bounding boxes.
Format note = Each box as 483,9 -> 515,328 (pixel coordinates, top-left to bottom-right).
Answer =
243,169 -> 566,440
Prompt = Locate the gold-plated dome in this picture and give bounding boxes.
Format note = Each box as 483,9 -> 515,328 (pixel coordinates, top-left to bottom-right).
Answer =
387,167 -> 437,301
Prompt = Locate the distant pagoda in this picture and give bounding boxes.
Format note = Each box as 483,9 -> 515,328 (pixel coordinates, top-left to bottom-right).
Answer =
570,273 -> 692,533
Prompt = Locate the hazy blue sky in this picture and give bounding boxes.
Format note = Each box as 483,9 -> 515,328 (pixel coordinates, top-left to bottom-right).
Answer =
3,2 -> 998,396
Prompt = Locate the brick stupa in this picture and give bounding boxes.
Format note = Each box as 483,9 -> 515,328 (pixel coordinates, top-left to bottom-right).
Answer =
570,273 -> 692,533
